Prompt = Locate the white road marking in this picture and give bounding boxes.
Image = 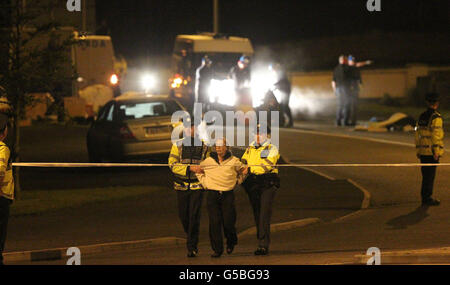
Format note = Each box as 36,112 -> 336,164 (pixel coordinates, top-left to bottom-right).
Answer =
282,128 -> 450,152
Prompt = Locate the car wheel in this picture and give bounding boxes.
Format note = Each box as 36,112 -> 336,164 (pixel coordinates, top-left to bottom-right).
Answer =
87,142 -> 102,163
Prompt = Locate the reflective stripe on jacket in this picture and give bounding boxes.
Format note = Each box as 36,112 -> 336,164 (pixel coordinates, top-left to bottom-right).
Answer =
0,142 -> 14,200
415,109 -> 444,157
241,140 -> 280,175
168,138 -> 210,191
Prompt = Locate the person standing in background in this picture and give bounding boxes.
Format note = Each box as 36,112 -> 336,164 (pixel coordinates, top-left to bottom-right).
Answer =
332,55 -> 351,126
347,55 -> 362,126
415,92 -> 444,206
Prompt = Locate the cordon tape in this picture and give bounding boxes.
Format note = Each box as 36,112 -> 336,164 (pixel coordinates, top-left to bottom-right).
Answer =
11,162 -> 450,168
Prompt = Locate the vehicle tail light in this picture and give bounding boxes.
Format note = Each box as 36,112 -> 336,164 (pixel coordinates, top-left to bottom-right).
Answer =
170,75 -> 184,89
110,74 -> 119,85
119,126 -> 135,140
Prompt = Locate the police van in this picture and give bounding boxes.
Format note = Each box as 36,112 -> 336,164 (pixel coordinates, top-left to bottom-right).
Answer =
72,32 -> 126,116
170,33 -> 254,109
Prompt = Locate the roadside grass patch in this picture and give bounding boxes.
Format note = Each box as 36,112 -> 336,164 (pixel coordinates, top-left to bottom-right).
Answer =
10,186 -> 163,216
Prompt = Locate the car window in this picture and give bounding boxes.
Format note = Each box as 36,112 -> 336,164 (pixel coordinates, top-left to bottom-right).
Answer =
106,103 -> 115,121
97,105 -> 109,121
97,103 -> 110,121
118,100 -> 182,121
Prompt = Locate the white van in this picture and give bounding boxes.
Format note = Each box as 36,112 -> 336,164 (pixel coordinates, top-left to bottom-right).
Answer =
170,33 -> 254,108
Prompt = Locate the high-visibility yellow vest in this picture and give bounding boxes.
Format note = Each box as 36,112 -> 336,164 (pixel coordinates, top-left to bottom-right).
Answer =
0,142 -> 14,200
168,138 -> 210,191
241,140 -> 280,175
415,109 -> 445,157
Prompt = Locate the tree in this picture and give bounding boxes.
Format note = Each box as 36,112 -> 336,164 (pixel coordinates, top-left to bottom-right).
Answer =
0,0 -> 77,198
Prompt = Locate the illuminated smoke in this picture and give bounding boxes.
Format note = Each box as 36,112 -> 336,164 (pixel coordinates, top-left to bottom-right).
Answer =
289,87 -> 334,117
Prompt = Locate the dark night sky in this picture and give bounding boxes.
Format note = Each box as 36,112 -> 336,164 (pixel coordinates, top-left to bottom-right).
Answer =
95,0 -> 449,60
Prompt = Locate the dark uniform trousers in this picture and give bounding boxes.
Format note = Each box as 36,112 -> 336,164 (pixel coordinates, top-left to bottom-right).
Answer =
206,190 -> 238,254
177,190 -> 204,252
245,184 -> 277,249
0,197 -> 12,265
336,87 -> 351,126
420,156 -> 439,202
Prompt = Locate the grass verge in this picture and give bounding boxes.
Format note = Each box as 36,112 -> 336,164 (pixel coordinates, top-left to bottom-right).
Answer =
10,186 -> 163,217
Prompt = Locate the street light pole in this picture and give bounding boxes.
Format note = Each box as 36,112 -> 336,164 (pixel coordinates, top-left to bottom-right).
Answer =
82,0 -> 87,32
213,0 -> 219,34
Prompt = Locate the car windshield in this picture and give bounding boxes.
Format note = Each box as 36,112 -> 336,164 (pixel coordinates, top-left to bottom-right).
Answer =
118,100 -> 181,121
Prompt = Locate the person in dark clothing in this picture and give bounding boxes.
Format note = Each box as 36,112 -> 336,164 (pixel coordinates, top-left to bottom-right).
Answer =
270,63 -> 293,128
178,49 -> 192,79
256,89 -> 280,128
229,55 -> 251,91
347,55 -> 362,126
332,55 -> 351,126
195,56 -> 214,114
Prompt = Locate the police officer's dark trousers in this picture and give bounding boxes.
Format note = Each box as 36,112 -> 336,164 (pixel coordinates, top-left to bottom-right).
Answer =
206,190 -> 237,254
245,183 -> 276,249
349,87 -> 359,126
0,197 -> 11,265
336,87 -> 351,126
177,190 -> 204,252
420,156 -> 439,202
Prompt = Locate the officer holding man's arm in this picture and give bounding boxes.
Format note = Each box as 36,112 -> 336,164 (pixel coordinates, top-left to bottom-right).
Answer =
168,120 -> 210,257
241,123 -> 280,255
415,92 -> 444,206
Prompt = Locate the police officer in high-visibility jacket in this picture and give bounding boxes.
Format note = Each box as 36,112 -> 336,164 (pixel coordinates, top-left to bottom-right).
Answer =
0,113 -> 13,265
241,123 -> 280,255
415,92 -> 444,206
168,121 -> 210,257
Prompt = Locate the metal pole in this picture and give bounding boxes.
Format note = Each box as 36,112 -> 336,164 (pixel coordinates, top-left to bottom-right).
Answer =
82,0 -> 87,32
213,0 -> 219,34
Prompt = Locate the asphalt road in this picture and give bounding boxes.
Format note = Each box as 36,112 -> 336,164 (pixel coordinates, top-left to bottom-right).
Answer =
7,121 -> 450,264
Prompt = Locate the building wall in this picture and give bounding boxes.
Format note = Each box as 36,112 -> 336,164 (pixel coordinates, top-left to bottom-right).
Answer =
290,65 -> 450,99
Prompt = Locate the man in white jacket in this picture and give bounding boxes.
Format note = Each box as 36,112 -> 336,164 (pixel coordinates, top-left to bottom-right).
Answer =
196,138 -> 248,258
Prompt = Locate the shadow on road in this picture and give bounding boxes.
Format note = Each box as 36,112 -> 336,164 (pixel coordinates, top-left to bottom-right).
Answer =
386,206 -> 430,230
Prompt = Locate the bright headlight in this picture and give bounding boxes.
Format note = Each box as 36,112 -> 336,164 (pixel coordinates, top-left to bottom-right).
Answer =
208,79 -> 236,106
141,74 -> 155,91
250,70 -> 277,108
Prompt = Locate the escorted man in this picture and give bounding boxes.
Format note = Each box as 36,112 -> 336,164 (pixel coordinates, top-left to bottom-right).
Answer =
415,92 -> 444,206
0,113 -> 13,265
332,55 -> 351,126
168,120 -> 210,257
196,138 -> 248,258
195,55 -> 214,114
241,123 -> 280,255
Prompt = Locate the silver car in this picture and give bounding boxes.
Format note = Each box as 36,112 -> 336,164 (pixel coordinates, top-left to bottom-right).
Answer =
86,93 -> 184,162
